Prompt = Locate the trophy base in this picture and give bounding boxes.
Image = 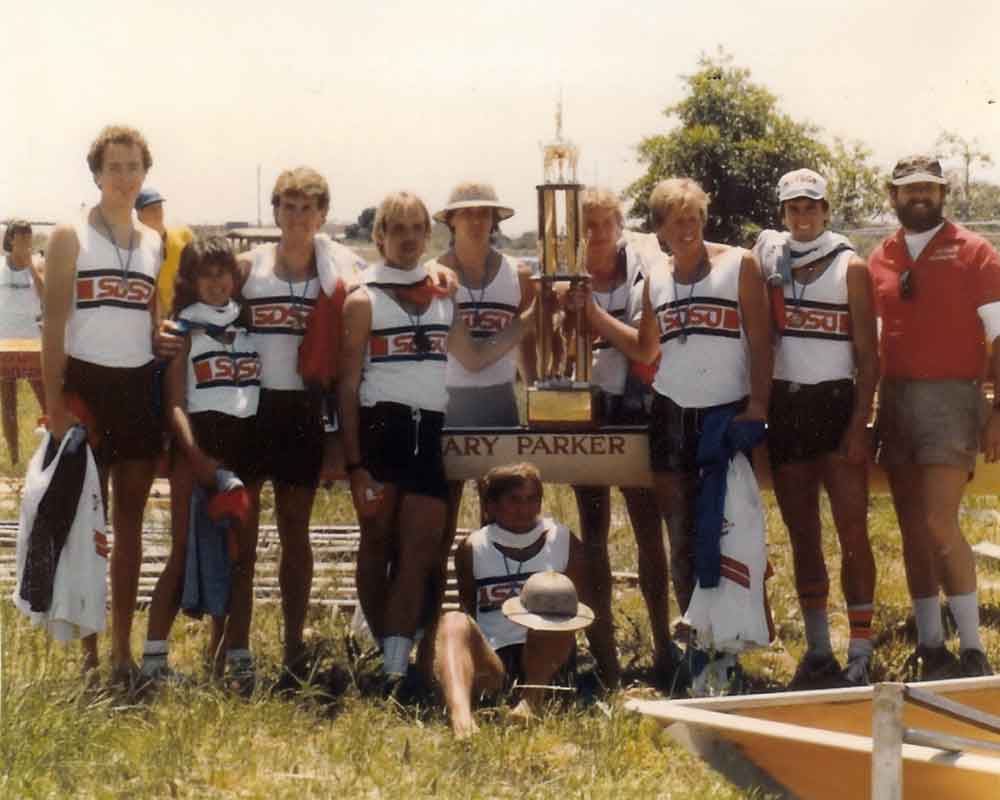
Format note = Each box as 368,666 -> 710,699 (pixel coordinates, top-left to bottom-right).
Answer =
526,385 -> 601,429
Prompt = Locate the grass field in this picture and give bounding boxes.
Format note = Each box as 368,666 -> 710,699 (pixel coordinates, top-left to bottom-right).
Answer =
4,380 -> 1000,799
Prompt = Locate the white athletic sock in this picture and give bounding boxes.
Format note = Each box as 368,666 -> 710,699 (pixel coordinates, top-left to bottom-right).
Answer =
947,592 -> 984,653
913,595 -> 944,647
141,640 -> 168,676
382,636 -> 414,677
803,608 -> 833,657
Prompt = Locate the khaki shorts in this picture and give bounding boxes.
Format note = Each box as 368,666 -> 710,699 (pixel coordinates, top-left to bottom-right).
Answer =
876,379 -> 987,470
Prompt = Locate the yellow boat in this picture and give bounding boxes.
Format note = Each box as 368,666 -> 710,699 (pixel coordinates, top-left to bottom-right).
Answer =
627,677 -> 1000,799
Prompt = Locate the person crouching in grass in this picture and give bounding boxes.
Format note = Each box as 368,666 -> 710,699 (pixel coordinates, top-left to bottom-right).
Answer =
418,462 -> 594,738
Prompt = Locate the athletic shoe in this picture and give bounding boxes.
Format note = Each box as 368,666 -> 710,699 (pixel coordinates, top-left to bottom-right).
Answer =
788,653 -> 843,690
903,644 -> 959,682
841,655 -> 871,687
958,648 -> 993,678
226,656 -> 257,697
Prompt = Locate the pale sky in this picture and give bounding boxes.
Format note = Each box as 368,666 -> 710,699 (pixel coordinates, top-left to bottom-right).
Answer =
4,0 -> 999,234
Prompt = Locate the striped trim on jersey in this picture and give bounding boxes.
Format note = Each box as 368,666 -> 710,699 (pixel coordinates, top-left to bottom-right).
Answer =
368,323 -> 450,364
245,294 -> 317,336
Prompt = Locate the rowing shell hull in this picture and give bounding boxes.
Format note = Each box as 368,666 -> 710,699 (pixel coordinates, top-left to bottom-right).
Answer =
627,676 -> 1000,799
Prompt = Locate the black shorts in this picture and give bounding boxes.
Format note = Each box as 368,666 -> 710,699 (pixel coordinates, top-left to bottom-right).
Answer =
360,402 -> 447,500
63,357 -> 163,465
601,383 -> 653,426
768,379 -> 854,469
648,392 -> 747,474
247,389 -> 324,488
186,411 -> 257,482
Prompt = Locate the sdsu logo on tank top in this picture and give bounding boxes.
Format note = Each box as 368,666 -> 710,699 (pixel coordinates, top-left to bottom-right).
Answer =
66,220 -> 160,368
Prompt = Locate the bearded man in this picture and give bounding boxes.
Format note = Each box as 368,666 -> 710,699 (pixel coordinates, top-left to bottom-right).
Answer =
869,155 -> 999,680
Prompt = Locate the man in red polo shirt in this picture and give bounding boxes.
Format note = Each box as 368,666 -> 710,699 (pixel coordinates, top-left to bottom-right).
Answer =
869,154 -> 1000,680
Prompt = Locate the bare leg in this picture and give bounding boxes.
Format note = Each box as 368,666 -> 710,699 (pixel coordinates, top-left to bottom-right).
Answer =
145,459 -> 195,642
516,628 -> 576,715
1,379 -> 19,464
921,465 -> 976,596
887,464 -> 939,599
424,611 -> 504,738
274,482 -> 317,667
821,455 -> 875,607
652,470 -> 697,615
383,493 -> 447,637
356,483 -> 401,643
224,483 -> 260,655
572,484 -> 620,688
621,486 -> 673,667
109,457 -> 156,672
772,461 -> 829,617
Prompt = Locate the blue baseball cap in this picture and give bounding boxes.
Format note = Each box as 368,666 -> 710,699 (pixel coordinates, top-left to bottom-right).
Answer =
135,187 -> 165,210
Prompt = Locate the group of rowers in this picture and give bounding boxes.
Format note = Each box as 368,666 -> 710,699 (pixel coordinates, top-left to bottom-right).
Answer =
11,123 -> 1000,737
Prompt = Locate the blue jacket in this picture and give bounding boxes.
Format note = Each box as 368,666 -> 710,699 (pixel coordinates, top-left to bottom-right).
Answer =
181,485 -> 232,618
694,408 -> 766,589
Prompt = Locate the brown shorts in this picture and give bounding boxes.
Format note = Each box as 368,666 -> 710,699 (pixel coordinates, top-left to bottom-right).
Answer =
63,357 -> 163,465
876,378 -> 986,471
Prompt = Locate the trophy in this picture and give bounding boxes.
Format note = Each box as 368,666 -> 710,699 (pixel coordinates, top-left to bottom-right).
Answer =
526,102 -> 599,428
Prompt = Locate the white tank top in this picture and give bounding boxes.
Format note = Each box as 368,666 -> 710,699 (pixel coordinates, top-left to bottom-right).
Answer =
591,246 -> 646,395
186,327 -> 261,418
66,219 -> 161,368
470,519 -> 571,650
774,250 -> 854,384
242,245 -> 319,391
0,257 -> 41,339
359,285 -> 453,412
649,247 -> 749,408
439,255 -> 521,388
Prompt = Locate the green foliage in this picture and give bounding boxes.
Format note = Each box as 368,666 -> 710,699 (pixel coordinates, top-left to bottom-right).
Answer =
937,131 -> 994,220
825,138 -> 886,227
344,206 -> 376,242
626,50 -> 829,245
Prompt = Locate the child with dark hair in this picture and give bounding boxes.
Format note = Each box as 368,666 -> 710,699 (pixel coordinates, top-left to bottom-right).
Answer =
142,236 -> 261,689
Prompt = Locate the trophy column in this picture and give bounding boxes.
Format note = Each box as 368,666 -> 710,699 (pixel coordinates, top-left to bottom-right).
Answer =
527,180 -> 599,428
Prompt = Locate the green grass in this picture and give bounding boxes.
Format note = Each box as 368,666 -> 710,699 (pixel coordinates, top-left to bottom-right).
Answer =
4,381 -> 1000,798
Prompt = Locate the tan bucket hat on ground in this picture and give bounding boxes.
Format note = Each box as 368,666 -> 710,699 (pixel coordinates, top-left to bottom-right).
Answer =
502,570 -> 595,632
433,181 -> 515,223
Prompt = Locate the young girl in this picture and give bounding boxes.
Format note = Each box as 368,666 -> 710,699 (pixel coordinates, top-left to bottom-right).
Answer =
142,236 -> 261,689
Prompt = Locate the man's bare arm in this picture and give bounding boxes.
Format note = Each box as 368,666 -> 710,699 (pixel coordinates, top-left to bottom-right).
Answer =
41,225 -> 80,439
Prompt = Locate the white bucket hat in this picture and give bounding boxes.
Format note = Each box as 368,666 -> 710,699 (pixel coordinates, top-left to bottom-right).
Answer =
433,181 -> 515,224
501,570 -> 595,632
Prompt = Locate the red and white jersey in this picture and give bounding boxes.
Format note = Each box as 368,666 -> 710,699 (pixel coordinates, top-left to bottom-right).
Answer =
359,284 -> 454,412
469,519 -> 571,650
242,245 -> 319,391
186,327 -> 261,418
66,219 -> 161,368
14,433 -> 107,641
438,255 -> 521,389
774,249 -> 854,384
648,247 -> 748,408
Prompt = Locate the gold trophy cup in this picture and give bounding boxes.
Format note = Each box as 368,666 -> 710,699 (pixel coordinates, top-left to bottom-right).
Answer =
526,104 -> 599,428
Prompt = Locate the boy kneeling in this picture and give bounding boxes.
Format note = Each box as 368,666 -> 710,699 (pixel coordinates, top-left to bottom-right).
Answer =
419,462 -> 594,738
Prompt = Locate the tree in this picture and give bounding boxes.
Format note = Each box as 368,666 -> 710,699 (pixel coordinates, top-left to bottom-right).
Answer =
936,131 -> 994,220
626,50 -> 829,244
345,206 -> 376,241
825,138 -> 886,227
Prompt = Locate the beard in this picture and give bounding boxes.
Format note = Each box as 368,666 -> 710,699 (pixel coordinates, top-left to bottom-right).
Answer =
894,197 -> 945,232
